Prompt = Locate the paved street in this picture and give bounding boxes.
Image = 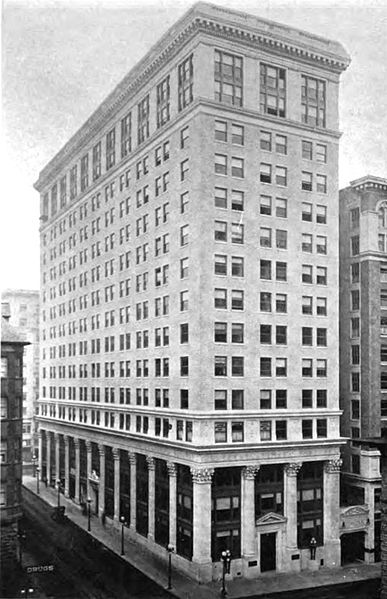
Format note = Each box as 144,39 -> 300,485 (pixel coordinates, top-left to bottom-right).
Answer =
22,487 -> 172,599
238,578 -> 380,599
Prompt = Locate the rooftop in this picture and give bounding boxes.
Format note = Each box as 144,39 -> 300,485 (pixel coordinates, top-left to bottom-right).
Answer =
1,317 -> 30,345
349,175 -> 387,191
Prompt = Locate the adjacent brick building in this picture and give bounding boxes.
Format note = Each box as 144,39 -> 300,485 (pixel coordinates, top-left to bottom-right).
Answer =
1,309 -> 30,595
2,289 -> 40,467
34,2 -> 350,582
339,175 -> 387,564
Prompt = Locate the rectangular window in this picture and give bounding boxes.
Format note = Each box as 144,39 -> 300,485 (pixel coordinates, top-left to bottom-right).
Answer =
316,174 -> 327,194
121,112 -> 132,158
260,131 -> 272,152
106,128 -> 116,170
215,120 -> 227,142
215,187 -> 227,209
316,144 -> 327,163
302,202 -> 312,222
215,390 -> 227,410
276,420 -> 287,440
178,54 -> 193,111
260,421 -> 272,440
276,198 -> 287,218
317,419 -> 327,438
260,259 -> 271,280
302,389 -> 313,408
215,422 -> 227,443
231,289 -> 244,311
215,254 -> 227,276
215,154 -> 227,175
260,195 -> 272,215
302,140 -> 313,160
302,420 -> 313,439
80,153 -> 89,192
276,293 -> 287,313
260,163 -> 272,184
301,75 -> 326,127
231,190 -> 244,211
232,356 -> 244,376
232,389 -> 244,409
302,171 -> 313,191
260,63 -> 286,117
215,356 -> 227,376
92,142 -> 102,181
231,157 -> 244,178
157,75 -> 170,128
231,422 -> 244,442
260,227 -> 272,248
214,322 -> 227,343
260,292 -> 272,312
260,357 -> 272,377
137,94 -> 150,145
260,390 -> 271,409
232,124 -> 244,145
214,50 -> 243,107
275,134 -> 287,155
215,221 -> 227,242
316,205 -> 327,224
275,166 -> 287,186
215,288 -> 227,309
232,256 -> 244,277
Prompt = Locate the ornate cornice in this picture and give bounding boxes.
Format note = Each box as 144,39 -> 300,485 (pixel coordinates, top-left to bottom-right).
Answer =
350,175 -> 387,192
35,3 -> 349,191
285,462 -> 302,476
190,467 -> 214,483
324,457 -> 342,473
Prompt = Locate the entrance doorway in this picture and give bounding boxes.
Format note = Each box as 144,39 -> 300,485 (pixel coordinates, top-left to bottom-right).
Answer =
341,531 -> 365,565
260,532 -> 276,572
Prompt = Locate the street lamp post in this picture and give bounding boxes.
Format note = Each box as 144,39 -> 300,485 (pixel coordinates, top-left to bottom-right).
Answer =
36,467 -> 40,495
220,549 -> 232,598
120,516 -> 125,556
32,454 -> 37,478
167,544 -> 174,590
87,497 -> 91,532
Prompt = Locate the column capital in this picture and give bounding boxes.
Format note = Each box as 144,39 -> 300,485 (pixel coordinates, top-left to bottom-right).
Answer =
86,440 -> 92,452
191,467 -> 214,484
285,462 -> 302,477
324,457 -> 342,473
74,438 -> 80,449
98,444 -> 105,457
242,465 -> 260,480
112,448 -> 120,461
54,432 -> 60,442
38,430 -> 43,440
64,435 -> 70,447
146,456 -> 155,471
167,461 -> 177,477
128,452 -> 136,465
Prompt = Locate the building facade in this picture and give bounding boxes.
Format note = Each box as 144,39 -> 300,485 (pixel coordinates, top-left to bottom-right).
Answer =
35,2 -> 350,582
339,175 -> 387,564
1,310 -> 29,595
2,289 -> 40,467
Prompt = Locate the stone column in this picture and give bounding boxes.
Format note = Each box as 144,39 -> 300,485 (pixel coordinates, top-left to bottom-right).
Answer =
86,441 -> 92,500
54,433 -> 60,482
167,462 -> 177,549
38,430 -> 43,475
242,465 -> 260,575
364,484 -> 375,564
284,462 -> 302,571
129,453 -> 136,531
323,458 -> 342,568
46,432 -> 52,484
74,439 -> 80,503
191,467 -> 214,583
99,445 -> 105,517
147,456 -> 155,541
64,436 -> 70,497
113,448 -> 120,521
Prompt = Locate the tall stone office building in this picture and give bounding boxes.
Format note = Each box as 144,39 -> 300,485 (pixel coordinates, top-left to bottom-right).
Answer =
35,3 -> 350,582
339,175 -> 387,564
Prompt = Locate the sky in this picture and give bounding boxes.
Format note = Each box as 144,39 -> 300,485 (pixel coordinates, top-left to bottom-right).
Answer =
1,0 -> 387,290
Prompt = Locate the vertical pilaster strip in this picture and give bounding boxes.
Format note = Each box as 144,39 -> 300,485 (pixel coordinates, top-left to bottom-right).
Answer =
147,456 -> 155,541
191,467 -> 214,568
129,453 -> 136,530
54,433 -> 60,481
86,440 -> 92,500
113,448 -> 120,521
323,458 -> 342,567
64,435 -> 69,497
38,430 -> 43,475
46,431 -> 52,484
98,444 -> 105,517
284,462 -> 302,568
74,438 -> 80,503
167,462 -> 177,549
242,465 -> 260,559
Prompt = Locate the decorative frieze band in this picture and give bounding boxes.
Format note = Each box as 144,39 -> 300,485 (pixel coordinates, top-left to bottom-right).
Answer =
190,467 -> 214,484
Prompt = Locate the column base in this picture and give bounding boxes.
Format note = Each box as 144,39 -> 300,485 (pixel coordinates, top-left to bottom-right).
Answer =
147,533 -> 154,542
284,546 -> 301,572
191,560 -> 212,583
323,539 -> 341,568
241,555 -> 260,578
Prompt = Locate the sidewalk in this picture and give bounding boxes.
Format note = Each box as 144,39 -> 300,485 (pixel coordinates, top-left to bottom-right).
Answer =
23,475 -> 380,599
